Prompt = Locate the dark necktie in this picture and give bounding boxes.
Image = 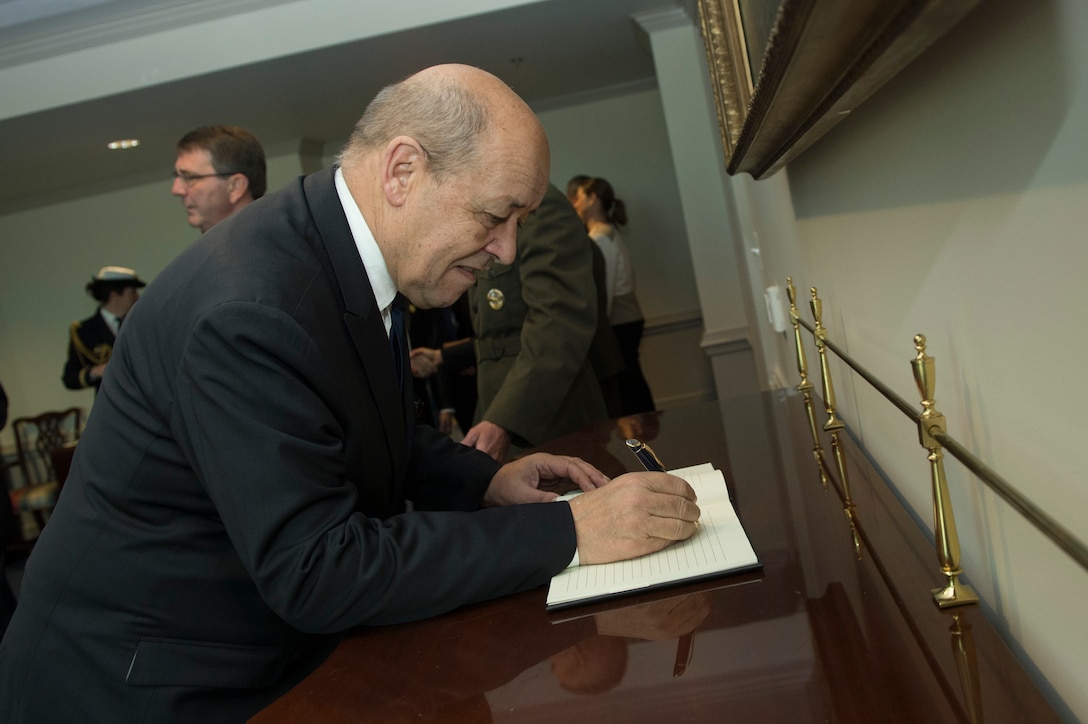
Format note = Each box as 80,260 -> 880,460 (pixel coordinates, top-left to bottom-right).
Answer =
389,296 -> 407,389
439,307 -> 459,340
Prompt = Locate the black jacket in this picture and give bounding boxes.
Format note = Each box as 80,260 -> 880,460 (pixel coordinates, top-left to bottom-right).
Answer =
62,310 -> 114,392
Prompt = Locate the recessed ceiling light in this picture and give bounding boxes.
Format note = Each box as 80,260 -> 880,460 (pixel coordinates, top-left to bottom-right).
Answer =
107,139 -> 140,150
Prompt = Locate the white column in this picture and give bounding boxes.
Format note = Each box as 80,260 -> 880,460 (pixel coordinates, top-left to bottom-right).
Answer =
634,7 -> 764,396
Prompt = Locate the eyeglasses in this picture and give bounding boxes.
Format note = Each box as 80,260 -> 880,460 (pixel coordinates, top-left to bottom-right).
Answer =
171,170 -> 239,186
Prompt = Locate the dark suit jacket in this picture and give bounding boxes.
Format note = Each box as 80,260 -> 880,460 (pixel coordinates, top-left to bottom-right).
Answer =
408,295 -> 477,432
0,168 -> 577,722
62,310 -> 114,392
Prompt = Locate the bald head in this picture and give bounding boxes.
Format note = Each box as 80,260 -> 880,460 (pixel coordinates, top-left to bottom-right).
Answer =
339,63 -> 547,180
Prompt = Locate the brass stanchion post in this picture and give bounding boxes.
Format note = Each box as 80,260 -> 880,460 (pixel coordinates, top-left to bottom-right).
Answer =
810,288 -> 860,556
787,278 -> 830,488
911,334 -> 978,607
787,278 -> 813,392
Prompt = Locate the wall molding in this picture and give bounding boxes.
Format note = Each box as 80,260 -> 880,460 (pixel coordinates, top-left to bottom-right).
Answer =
644,308 -> 703,337
700,325 -> 750,357
632,6 -> 693,34
656,388 -> 717,410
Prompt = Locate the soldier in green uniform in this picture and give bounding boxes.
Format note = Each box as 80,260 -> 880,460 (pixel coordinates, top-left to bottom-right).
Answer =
463,184 -> 613,462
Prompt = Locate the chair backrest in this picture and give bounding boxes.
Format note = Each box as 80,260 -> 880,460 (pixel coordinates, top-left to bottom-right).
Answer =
50,441 -> 79,491
11,408 -> 83,486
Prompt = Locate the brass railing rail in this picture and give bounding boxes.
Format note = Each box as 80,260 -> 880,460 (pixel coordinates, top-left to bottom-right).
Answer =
794,304 -> 1088,578
934,432 -> 1088,574
796,318 -> 916,418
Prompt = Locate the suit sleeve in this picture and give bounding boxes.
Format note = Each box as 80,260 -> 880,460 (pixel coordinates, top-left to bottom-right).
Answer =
406,423 -> 496,511
172,301 -> 575,631
480,191 -> 599,443
439,338 -> 475,374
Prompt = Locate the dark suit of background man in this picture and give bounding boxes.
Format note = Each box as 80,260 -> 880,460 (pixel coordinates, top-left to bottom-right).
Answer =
62,266 -> 146,393
0,64 -> 700,722
171,124 -> 266,233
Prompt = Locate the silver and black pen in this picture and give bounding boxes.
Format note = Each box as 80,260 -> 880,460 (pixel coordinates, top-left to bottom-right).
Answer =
626,438 -> 665,472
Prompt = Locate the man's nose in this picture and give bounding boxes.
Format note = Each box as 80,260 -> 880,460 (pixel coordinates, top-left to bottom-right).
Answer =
170,177 -> 187,197
486,219 -> 519,266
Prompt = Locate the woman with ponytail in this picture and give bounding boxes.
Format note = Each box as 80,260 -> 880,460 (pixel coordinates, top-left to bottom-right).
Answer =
568,176 -> 655,415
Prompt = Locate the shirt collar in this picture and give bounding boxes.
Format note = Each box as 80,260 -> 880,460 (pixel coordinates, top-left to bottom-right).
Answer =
334,166 -> 396,333
99,307 -> 122,336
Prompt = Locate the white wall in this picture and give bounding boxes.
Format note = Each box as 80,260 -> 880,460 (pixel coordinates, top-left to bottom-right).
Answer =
737,0 -> 1088,718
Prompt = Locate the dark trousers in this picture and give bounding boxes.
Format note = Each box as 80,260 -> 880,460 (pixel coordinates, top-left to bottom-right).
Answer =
0,493 -> 21,637
612,320 -> 655,415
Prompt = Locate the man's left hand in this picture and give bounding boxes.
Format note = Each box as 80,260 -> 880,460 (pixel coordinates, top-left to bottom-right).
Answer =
483,452 -> 610,507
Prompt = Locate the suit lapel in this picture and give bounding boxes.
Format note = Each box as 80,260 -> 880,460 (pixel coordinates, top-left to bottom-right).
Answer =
302,169 -> 412,477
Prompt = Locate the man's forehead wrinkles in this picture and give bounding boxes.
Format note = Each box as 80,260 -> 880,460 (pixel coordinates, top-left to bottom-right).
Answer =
491,195 -> 528,209
475,197 -> 530,216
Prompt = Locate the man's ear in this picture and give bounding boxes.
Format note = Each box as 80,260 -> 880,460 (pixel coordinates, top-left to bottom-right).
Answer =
226,173 -> 251,204
381,136 -> 426,208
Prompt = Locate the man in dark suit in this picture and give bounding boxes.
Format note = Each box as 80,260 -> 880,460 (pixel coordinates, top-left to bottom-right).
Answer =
62,266 -> 146,393
0,65 -> 700,722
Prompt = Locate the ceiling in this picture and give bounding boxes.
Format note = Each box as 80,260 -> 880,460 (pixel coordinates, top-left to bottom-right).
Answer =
0,0 -> 690,216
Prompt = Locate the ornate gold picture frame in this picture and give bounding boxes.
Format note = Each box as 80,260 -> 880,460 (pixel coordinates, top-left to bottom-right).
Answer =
697,0 -> 981,179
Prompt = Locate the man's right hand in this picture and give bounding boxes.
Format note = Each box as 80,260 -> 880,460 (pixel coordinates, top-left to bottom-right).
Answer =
566,472 -> 700,565
460,420 -> 512,462
409,347 -> 441,378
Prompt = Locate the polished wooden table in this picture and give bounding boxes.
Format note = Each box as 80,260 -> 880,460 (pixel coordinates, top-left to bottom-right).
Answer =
253,391 -> 1059,722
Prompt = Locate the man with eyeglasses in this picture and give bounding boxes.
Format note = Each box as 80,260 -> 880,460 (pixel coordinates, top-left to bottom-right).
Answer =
171,124 -> 267,233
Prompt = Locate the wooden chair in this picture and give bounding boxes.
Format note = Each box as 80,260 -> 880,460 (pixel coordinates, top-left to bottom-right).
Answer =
7,408 -> 82,531
50,441 -> 78,492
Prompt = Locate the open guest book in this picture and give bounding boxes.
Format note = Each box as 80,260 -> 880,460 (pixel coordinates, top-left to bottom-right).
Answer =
546,463 -> 762,611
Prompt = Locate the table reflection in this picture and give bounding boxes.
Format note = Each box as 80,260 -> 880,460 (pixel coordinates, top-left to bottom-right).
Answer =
251,588 -> 710,723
